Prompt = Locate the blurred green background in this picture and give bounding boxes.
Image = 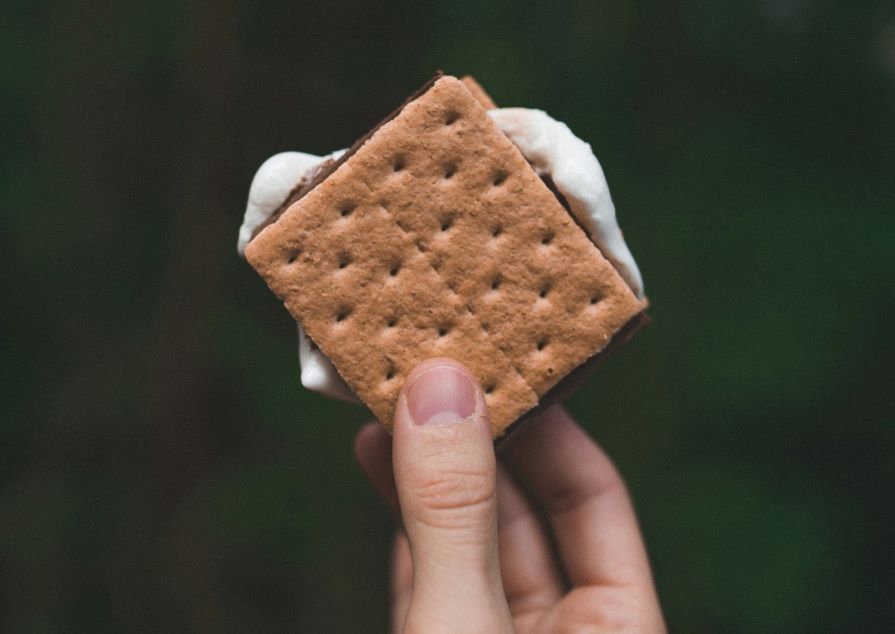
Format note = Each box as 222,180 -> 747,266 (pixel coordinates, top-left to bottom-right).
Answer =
3,0 -> 893,631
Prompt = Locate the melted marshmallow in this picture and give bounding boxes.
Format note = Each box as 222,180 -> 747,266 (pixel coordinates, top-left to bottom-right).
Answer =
237,109 -> 643,401
237,150 -> 344,255
488,108 -> 644,298
297,321 -> 356,402
239,150 -> 356,401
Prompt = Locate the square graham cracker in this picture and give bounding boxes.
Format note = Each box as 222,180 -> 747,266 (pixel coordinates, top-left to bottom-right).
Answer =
246,75 -> 644,436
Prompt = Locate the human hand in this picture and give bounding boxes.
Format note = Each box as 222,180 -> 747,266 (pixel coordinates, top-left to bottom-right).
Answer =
354,358 -> 666,633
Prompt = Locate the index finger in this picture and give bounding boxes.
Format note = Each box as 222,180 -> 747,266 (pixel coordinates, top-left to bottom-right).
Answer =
500,405 -> 657,592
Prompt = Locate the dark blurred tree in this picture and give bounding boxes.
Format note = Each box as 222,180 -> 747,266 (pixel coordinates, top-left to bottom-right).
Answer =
2,0 -> 893,631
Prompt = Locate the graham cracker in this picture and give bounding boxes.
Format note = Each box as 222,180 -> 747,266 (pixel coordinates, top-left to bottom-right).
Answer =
246,75 -> 643,436
460,75 -> 497,110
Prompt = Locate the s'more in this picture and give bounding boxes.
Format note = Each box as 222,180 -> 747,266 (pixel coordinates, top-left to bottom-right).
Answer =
239,73 -> 648,437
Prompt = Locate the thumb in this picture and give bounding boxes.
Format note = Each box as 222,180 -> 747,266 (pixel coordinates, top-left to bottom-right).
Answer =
392,358 -> 512,632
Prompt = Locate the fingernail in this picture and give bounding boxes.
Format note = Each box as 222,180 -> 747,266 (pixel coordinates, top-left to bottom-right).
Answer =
406,365 -> 477,426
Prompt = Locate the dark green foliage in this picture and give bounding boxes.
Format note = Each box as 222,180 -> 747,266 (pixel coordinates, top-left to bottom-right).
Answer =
2,0 -> 893,631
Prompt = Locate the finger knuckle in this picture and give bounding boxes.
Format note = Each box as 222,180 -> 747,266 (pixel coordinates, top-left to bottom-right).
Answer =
560,587 -> 646,631
408,465 -> 495,515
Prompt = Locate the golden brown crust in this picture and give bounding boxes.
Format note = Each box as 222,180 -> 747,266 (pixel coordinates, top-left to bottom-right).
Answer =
246,76 -> 642,435
461,75 -> 497,110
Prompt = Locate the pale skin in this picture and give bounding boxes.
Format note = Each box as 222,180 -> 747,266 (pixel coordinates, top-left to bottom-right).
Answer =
353,358 -> 666,633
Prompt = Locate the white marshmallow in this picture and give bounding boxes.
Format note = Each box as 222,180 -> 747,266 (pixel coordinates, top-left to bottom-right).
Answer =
488,108 -> 644,298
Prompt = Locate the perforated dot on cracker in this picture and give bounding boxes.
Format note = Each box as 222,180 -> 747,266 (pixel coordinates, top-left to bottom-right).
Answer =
243,73 -> 647,436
